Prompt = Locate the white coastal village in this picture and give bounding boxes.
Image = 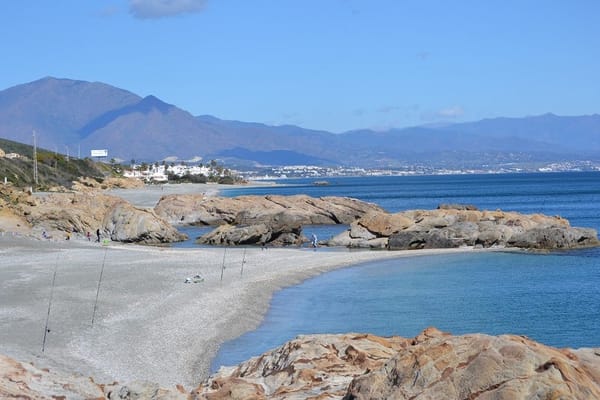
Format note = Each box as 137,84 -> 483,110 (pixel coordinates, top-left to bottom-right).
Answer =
122,159 -> 600,183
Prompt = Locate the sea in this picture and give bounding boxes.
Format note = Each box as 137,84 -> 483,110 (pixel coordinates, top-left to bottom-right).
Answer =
179,172 -> 600,371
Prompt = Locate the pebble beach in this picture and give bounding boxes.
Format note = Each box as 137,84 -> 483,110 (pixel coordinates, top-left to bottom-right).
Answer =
0,184 -> 486,389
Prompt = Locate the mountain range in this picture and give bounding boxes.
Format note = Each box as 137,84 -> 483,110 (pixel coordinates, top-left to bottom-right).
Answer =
1,77 -> 599,168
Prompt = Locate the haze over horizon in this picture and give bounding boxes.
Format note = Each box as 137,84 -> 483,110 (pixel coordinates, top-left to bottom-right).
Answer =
1,1 -> 599,133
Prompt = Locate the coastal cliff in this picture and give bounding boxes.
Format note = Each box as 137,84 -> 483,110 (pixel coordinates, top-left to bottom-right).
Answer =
3,329 -> 599,399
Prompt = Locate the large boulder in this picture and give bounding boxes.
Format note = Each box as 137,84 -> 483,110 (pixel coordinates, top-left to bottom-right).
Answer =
388,229 -> 461,250
507,226 -> 599,249
104,202 -> 187,244
356,211 -> 413,236
197,212 -> 304,246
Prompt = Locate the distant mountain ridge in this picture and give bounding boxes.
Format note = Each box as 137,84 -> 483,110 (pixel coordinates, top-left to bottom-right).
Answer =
0,77 -> 599,168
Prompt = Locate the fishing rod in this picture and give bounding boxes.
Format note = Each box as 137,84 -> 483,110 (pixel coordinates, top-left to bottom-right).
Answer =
91,248 -> 108,326
220,247 -> 227,282
240,248 -> 247,276
42,254 -> 59,352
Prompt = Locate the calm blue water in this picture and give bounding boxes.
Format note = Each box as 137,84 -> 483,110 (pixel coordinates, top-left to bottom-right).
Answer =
209,172 -> 600,370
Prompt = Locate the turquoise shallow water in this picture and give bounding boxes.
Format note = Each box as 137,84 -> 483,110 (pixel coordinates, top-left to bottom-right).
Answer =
207,172 -> 600,370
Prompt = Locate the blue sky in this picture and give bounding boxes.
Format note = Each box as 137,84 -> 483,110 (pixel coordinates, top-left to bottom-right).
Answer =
1,1 -> 599,133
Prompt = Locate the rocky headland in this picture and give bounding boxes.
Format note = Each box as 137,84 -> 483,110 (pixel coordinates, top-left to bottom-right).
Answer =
3,328 -> 599,399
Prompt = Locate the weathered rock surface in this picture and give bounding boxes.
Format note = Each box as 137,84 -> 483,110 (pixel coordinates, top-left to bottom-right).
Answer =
3,329 -> 600,399
344,328 -> 600,400
196,333 -> 408,400
197,328 -> 600,400
197,212 -> 305,246
155,194 -> 384,246
103,200 -> 187,244
154,194 -> 385,226
0,185 -> 185,244
328,208 -> 599,250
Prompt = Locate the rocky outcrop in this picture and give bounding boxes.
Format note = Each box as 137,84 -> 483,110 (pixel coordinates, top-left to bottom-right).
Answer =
197,328 -> 600,400
344,328 -> 600,400
103,200 -> 187,244
328,208 -> 599,250
197,333 -> 408,399
0,185 -> 35,234
155,194 -> 384,246
2,329 -> 600,399
0,184 -> 185,244
154,194 -> 385,226
197,212 -> 304,246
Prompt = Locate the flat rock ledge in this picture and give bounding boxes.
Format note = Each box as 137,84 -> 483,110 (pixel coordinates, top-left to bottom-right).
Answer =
328,206 -> 599,250
3,328 -> 600,399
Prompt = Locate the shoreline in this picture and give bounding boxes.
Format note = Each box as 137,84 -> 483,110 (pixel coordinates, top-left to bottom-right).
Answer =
106,181 -> 278,209
0,234 -> 497,389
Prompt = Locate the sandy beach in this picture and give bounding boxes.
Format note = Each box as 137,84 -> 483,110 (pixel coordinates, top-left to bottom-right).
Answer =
0,183 -> 493,389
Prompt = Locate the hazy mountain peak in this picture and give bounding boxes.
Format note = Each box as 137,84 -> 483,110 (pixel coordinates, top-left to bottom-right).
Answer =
138,95 -> 174,113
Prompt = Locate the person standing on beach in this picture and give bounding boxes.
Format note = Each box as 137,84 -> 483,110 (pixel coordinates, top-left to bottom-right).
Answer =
311,233 -> 318,248
96,228 -> 101,243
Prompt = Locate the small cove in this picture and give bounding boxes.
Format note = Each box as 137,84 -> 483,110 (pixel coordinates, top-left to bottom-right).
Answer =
212,247 -> 600,371
209,172 -> 600,371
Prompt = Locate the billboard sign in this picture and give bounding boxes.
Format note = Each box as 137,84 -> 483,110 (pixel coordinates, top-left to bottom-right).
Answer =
90,149 -> 108,157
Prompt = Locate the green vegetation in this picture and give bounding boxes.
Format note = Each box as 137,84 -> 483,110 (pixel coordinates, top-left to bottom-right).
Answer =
166,172 -> 208,184
0,138 -> 107,189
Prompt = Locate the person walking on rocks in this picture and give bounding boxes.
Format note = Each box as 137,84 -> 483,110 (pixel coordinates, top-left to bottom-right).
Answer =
96,228 -> 101,243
